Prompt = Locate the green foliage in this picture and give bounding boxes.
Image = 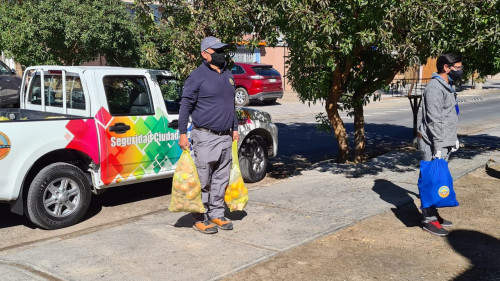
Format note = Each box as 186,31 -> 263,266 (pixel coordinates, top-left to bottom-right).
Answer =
0,0 -> 140,66
160,80 -> 183,101
134,0 -> 281,79
457,1 -> 500,79
270,0 -> 499,106
2,0 -> 498,161
265,0 -> 499,162
315,112 -> 333,133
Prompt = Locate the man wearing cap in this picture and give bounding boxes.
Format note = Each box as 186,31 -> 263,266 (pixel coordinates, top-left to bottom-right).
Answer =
178,36 -> 239,234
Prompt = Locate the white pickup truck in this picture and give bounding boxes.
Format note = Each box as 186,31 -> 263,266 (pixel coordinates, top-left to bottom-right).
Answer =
0,66 -> 278,229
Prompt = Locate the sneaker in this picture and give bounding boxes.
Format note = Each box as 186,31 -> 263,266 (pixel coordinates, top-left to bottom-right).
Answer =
422,220 -> 449,237
211,217 -> 233,230
193,220 -> 218,234
436,214 -> 453,227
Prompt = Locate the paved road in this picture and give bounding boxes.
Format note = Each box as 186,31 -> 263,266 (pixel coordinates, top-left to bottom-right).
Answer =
2,89 -> 500,246
1,87 -> 500,281
255,89 -> 500,178
2,131 -> 499,281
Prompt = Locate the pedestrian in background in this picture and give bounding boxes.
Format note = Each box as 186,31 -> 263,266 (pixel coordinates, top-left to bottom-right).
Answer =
178,36 -> 239,234
417,53 -> 463,236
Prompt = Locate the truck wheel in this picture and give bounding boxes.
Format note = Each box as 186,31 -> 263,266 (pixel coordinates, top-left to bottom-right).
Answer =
26,162 -> 91,229
239,136 -> 268,183
235,87 -> 249,107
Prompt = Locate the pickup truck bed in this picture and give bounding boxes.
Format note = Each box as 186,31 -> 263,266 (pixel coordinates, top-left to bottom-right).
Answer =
1,108 -> 76,120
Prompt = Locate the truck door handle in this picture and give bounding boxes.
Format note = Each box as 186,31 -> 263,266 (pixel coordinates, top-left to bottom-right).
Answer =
167,119 -> 178,129
109,123 -> 131,134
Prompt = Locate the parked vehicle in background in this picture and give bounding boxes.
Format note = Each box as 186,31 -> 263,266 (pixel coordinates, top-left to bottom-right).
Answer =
231,62 -> 283,106
0,61 -> 22,107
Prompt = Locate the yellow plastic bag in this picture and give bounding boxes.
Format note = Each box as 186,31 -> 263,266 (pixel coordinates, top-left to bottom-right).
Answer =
169,150 -> 206,213
224,140 -> 249,211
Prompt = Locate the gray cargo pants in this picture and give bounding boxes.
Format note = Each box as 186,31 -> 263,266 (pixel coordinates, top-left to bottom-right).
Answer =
417,137 -> 452,221
191,129 -> 232,222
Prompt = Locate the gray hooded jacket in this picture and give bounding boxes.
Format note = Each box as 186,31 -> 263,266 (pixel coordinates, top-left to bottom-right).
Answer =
417,72 -> 458,152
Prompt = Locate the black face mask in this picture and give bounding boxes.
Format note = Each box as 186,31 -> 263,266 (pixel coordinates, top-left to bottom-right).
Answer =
448,68 -> 463,81
209,52 -> 226,68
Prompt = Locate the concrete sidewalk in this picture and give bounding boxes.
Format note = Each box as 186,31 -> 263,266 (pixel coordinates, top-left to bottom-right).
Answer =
1,142 -> 500,281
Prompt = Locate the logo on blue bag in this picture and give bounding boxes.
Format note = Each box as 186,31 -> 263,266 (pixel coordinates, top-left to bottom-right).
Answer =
438,186 -> 450,198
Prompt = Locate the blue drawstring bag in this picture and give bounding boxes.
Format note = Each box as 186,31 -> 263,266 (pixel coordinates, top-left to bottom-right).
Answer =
418,159 -> 459,208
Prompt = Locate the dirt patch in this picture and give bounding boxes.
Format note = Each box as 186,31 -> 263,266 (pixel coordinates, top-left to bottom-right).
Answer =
224,167 -> 500,281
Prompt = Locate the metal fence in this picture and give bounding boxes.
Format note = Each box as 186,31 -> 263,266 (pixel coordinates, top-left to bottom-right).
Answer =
229,47 -> 256,63
387,78 -> 432,96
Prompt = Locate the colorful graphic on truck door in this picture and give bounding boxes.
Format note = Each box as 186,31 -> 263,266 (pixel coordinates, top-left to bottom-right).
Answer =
95,107 -> 182,185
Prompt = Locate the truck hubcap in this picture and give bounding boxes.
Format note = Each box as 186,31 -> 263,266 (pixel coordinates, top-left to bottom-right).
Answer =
43,178 -> 81,217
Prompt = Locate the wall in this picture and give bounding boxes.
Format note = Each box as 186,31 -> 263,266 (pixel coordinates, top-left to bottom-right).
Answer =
258,46 -> 292,91
421,57 -> 437,82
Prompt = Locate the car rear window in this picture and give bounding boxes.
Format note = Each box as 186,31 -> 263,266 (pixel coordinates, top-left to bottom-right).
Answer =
231,65 -> 245,75
251,67 -> 281,77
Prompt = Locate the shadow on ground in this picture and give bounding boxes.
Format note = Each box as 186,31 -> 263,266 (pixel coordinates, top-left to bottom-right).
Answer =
268,121 -> 500,179
267,122 -> 416,179
448,230 -> 500,280
0,204 -> 34,229
372,179 -> 421,227
2,124 -> 499,229
0,178 -> 173,230
172,206 -> 247,228
485,160 -> 500,179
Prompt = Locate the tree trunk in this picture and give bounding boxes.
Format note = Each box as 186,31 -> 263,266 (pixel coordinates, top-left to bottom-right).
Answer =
353,101 -> 367,163
326,67 -> 349,163
351,62 -> 405,163
352,86 -> 368,163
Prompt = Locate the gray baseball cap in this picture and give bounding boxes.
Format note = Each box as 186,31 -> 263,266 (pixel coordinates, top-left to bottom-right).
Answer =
200,36 -> 228,52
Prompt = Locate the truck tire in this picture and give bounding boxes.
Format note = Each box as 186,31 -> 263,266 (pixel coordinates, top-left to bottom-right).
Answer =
235,87 -> 249,107
239,136 -> 268,183
26,162 -> 91,229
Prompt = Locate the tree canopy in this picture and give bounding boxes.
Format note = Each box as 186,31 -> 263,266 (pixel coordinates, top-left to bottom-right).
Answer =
0,0 -> 139,66
2,0 -> 498,163
134,0 -> 279,78
268,0 -> 500,162
132,0 -> 498,162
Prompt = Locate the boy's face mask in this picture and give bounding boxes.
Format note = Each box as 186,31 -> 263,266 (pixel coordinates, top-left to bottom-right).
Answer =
448,64 -> 463,81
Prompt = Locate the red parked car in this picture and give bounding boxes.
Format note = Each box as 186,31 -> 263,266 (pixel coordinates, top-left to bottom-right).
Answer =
231,62 -> 283,106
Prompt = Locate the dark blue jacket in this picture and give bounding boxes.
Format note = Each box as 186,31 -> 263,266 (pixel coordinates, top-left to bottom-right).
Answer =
178,61 -> 238,134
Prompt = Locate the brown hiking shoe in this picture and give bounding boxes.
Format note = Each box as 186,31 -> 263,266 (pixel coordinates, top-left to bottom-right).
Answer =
211,217 -> 233,230
193,220 -> 218,234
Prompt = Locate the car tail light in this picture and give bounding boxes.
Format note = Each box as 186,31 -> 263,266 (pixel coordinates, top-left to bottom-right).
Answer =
48,70 -> 63,75
249,75 -> 264,80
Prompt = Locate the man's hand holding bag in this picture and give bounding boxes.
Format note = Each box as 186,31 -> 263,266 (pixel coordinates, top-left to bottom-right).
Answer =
169,150 -> 205,213
418,159 -> 459,209
224,140 -> 249,211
